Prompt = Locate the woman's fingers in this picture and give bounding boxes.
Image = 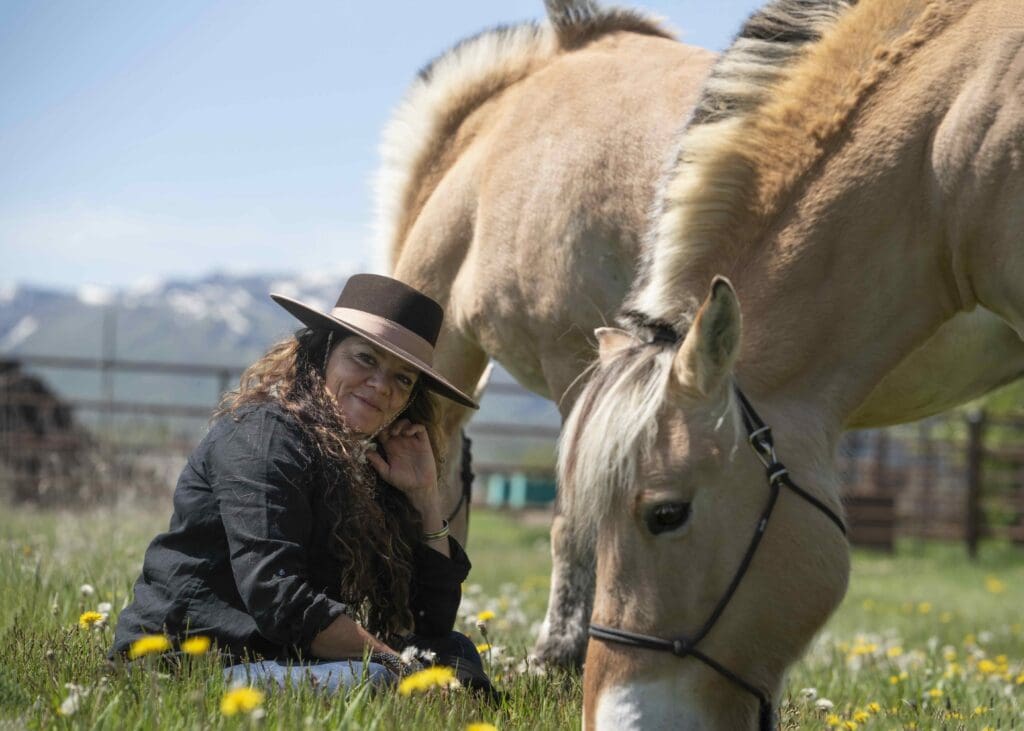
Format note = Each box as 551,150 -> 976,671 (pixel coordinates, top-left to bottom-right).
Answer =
365,449 -> 388,476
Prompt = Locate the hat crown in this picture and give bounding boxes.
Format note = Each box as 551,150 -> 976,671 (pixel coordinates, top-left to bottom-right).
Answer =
335,274 -> 443,347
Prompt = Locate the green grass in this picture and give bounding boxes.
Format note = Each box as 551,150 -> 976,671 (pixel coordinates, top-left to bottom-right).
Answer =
1,506 -> 1022,729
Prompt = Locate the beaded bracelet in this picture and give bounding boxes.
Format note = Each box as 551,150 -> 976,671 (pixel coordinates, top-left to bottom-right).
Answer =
423,520 -> 450,542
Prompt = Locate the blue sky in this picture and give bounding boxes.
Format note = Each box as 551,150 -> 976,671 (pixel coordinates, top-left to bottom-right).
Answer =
0,1 -> 762,290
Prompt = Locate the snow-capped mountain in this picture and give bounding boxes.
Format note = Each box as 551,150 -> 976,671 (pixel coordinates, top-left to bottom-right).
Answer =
0,272 -> 561,453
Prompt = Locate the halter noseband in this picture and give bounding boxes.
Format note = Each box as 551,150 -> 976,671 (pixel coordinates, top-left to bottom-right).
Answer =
588,382 -> 847,731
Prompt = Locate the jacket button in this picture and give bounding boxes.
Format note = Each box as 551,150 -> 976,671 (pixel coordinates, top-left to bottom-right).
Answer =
277,569 -> 286,577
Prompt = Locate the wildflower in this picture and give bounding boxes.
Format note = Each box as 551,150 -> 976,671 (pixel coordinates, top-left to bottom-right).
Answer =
926,687 -> 943,699
917,602 -> 932,614
57,684 -> 87,716
852,710 -> 869,722
79,584 -> 95,597
398,667 -> 458,696
866,702 -> 881,714
978,659 -> 998,675
984,576 -> 1006,594
799,687 -> 818,701
825,714 -> 841,727
97,602 -> 112,614
181,636 -> 211,655
78,611 -> 106,630
128,634 -> 171,659
939,611 -> 953,623
972,705 -> 988,716
886,645 -> 903,658
843,722 -> 858,730
220,686 -> 265,716
476,643 -> 492,653
978,630 -> 994,643
466,724 -> 498,731
815,698 -> 834,711
943,646 -> 957,661
1016,673 -> 1024,685
476,610 -> 496,624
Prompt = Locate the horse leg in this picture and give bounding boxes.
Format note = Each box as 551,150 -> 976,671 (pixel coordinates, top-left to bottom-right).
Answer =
430,328 -> 489,545
533,354 -> 594,668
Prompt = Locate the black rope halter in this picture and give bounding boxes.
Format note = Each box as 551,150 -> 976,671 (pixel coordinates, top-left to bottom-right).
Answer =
589,385 -> 847,731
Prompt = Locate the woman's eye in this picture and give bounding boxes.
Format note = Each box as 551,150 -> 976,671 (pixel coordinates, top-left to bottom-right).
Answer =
397,375 -> 413,388
644,502 -> 691,535
355,352 -> 376,366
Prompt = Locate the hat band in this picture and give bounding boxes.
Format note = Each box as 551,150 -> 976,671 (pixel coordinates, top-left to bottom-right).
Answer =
331,307 -> 435,365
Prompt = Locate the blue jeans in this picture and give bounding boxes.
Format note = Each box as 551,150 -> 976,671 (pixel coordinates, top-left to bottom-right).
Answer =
222,631 -> 489,695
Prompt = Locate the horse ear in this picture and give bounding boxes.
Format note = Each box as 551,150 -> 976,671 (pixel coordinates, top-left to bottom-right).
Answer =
595,327 -> 641,365
672,276 -> 741,397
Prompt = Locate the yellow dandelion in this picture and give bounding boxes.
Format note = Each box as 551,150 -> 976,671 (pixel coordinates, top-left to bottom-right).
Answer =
220,686 -> 264,716
476,643 -> 492,653
972,706 -> 988,716
852,710 -> 869,722
939,611 -> 953,623
889,675 -> 902,685
825,714 -> 842,727
978,659 -> 998,675
181,636 -> 211,655
128,634 -> 171,659
917,601 -> 932,614
843,721 -> 858,730
476,610 -> 496,623
867,702 -> 881,714
943,647 -> 957,661
963,633 -> 976,645
398,666 -> 458,696
926,687 -> 943,699
466,724 -> 498,731
984,576 -> 1006,594
78,611 -> 105,630
886,645 -> 903,658
1015,673 -> 1024,685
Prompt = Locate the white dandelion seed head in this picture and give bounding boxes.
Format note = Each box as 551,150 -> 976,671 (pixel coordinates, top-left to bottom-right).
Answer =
815,698 -> 834,711
250,708 -> 266,721
800,687 -> 818,701
97,602 -> 112,613
978,631 -> 994,644
79,584 -> 95,597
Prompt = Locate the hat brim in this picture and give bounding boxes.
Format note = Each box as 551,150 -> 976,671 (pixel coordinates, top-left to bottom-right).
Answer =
270,293 -> 479,409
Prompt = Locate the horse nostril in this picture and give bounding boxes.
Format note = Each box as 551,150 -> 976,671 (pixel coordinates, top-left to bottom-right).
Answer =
645,501 -> 691,535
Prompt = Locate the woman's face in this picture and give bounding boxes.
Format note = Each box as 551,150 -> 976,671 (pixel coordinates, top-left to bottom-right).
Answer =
324,334 -> 419,435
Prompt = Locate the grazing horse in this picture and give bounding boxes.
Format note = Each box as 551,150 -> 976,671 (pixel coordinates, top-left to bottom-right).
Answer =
557,0 -> 1024,726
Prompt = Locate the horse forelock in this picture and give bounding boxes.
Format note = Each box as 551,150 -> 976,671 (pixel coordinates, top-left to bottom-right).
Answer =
376,6 -> 674,274
627,0 -> 964,325
558,340 -> 676,548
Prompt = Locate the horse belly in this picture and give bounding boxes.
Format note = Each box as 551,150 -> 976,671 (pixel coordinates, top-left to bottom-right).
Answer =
848,308 -> 1024,427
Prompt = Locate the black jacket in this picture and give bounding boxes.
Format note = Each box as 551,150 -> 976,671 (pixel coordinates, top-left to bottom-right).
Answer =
112,402 -> 470,662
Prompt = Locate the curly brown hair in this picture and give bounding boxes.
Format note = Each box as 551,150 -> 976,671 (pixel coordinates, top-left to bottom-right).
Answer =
215,327 -> 448,638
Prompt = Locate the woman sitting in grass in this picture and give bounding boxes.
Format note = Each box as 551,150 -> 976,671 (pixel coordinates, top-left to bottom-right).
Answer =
111,274 -> 493,695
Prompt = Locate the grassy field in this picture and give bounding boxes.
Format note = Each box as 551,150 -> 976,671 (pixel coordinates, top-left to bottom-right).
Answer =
1,506 -> 1023,730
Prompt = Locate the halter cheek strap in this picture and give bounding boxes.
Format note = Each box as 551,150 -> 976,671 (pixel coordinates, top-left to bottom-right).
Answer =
588,385 -> 847,731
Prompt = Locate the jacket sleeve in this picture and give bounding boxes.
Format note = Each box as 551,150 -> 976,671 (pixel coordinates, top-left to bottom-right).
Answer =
408,536 -> 472,636
206,409 -> 347,655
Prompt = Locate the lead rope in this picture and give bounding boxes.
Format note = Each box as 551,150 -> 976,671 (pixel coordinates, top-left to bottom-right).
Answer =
445,429 -> 474,525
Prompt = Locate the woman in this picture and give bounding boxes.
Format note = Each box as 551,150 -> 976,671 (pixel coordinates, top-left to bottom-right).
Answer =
112,274 -> 493,694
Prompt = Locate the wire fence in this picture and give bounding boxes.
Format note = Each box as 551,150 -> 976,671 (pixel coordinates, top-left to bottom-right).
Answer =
3,354 -> 1024,555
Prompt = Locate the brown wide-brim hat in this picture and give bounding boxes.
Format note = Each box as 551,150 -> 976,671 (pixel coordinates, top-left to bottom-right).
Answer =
271,274 -> 478,409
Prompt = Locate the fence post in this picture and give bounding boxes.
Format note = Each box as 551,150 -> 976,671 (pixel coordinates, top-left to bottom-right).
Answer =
871,430 -> 889,494
965,409 -> 987,560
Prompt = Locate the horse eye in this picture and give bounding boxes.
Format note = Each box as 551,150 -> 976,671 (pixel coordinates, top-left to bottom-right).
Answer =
645,502 -> 691,535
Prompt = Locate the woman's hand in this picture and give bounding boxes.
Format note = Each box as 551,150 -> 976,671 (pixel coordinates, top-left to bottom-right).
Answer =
366,419 -> 438,500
